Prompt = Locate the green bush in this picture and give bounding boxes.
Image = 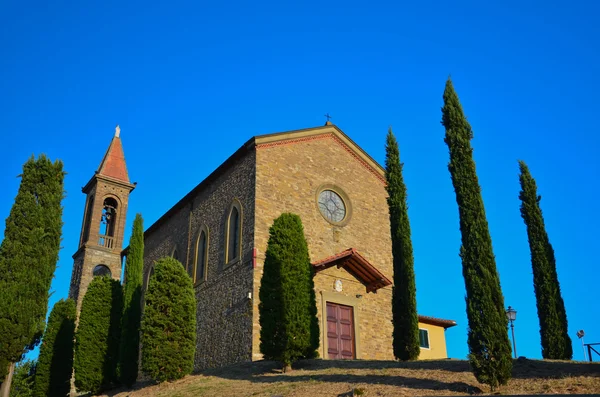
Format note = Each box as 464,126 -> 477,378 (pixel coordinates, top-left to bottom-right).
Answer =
32,299 -> 76,397
141,257 -> 196,382
74,277 -> 123,393
118,214 -> 145,387
259,213 -> 319,369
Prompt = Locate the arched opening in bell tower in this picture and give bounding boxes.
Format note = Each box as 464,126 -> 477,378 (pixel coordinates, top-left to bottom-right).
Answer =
98,197 -> 118,248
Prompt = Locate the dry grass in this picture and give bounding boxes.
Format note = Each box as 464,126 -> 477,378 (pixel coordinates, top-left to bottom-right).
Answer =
101,358 -> 600,397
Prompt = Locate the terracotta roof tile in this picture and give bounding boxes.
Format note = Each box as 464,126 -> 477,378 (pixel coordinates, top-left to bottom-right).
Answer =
312,248 -> 392,293
418,315 -> 457,329
97,134 -> 129,183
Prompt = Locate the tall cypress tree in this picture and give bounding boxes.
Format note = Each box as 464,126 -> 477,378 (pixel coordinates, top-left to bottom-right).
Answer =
518,161 -> 572,359
259,213 -> 319,371
74,277 -> 123,394
141,257 -> 196,382
118,214 -> 145,387
442,78 -> 512,389
385,128 -> 420,361
32,299 -> 76,397
0,155 -> 65,396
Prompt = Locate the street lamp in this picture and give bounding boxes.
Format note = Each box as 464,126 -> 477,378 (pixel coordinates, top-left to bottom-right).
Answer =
577,330 -> 587,361
506,306 -> 517,358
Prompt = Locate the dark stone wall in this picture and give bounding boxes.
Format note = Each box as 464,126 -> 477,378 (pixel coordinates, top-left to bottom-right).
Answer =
143,150 -> 256,370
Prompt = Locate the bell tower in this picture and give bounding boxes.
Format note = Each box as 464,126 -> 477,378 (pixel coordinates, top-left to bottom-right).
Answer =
69,125 -> 135,311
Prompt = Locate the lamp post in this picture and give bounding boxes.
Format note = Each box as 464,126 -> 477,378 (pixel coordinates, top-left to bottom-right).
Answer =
506,306 -> 517,358
577,330 -> 587,361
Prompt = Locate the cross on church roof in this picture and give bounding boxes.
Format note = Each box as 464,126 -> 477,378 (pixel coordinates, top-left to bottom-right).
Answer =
324,113 -> 332,122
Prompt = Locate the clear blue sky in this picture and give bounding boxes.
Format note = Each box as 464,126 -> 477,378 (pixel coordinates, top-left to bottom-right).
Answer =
1,1 -> 598,361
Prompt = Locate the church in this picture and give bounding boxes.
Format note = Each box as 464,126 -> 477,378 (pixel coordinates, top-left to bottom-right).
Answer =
68,122 -> 456,370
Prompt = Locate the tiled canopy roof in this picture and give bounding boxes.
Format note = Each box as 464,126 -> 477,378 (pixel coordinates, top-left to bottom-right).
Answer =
418,315 -> 457,329
312,248 -> 392,293
97,127 -> 130,183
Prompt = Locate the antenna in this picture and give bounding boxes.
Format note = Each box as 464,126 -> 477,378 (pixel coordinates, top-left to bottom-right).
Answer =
577,330 -> 587,361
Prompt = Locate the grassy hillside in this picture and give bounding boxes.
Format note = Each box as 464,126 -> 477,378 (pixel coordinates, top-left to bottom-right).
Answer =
102,358 -> 600,397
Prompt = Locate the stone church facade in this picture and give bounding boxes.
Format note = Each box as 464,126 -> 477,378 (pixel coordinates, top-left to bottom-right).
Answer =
69,123 -> 456,371
138,123 -> 456,369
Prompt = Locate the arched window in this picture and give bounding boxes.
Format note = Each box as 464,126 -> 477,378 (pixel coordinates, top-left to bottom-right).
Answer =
225,201 -> 242,264
98,197 -> 118,248
195,227 -> 209,283
172,247 -> 180,263
82,195 -> 94,244
93,264 -> 111,278
146,265 -> 155,291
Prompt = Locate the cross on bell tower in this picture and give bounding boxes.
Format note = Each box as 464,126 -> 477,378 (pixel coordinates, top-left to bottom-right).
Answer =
68,125 -> 136,312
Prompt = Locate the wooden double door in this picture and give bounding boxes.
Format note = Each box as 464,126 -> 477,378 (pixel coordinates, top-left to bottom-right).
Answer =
326,302 -> 355,359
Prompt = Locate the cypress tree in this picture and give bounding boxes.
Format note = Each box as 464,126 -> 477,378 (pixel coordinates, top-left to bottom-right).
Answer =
0,155 -> 64,396
258,213 -> 319,371
32,299 -> 76,397
74,277 -> 123,394
518,160 -> 572,359
8,359 -> 36,397
141,257 -> 196,382
442,78 -> 512,389
118,214 -> 144,387
385,128 -> 420,361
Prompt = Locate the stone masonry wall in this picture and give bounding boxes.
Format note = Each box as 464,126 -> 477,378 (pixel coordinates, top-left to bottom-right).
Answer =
253,132 -> 394,361
143,150 -> 256,370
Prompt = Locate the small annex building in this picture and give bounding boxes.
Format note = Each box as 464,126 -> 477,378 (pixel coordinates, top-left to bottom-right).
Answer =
69,122 -> 456,371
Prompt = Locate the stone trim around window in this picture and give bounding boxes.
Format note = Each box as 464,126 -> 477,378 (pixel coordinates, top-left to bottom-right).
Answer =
320,291 -> 362,360
224,199 -> 243,267
193,224 -> 210,286
315,183 -> 353,227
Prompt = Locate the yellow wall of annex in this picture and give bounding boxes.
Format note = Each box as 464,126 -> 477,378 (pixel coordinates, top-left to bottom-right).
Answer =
418,322 -> 449,360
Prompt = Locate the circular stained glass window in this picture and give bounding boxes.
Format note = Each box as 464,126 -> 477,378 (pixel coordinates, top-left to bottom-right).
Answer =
318,190 -> 346,223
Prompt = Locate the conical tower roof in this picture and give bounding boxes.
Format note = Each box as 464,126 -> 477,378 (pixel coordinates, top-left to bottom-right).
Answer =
96,125 -> 130,183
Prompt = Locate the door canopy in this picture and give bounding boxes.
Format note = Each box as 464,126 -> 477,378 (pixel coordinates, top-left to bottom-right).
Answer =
312,248 -> 392,293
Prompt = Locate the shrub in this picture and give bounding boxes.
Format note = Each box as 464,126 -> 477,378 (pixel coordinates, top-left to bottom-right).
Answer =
32,299 -> 76,397
141,257 -> 196,382
259,213 -> 319,369
74,277 -> 123,393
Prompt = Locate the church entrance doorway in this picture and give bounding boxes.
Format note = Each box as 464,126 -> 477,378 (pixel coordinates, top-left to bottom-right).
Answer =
326,302 -> 355,359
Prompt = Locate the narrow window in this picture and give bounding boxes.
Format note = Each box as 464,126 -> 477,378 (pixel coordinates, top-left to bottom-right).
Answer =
195,230 -> 207,282
93,264 -> 111,278
419,329 -> 430,349
227,206 -> 241,263
82,195 -> 94,244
